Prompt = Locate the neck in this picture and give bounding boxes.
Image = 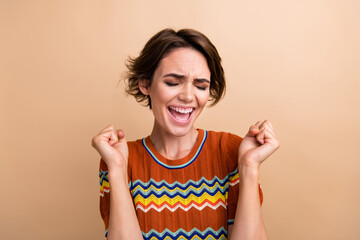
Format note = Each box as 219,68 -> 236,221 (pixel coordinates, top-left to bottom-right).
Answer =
150,122 -> 199,160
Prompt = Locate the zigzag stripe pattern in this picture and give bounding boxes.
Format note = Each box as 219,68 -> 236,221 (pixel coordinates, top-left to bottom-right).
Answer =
132,179 -> 229,197
136,199 -> 227,213
142,227 -> 227,240
131,169 -> 239,194
131,168 -> 237,189
99,168 -> 240,200
134,191 -> 227,206
229,171 -> 239,186
131,169 -> 239,212
99,169 -> 109,197
147,234 -> 227,240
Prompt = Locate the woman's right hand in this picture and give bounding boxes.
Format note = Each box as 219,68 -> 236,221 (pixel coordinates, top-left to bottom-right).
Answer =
94,126 -> 143,239
91,125 -> 128,171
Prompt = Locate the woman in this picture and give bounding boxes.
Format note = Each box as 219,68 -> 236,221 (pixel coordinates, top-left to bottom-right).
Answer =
92,28 -> 280,240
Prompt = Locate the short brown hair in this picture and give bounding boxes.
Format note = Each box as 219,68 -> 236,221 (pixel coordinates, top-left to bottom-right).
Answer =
125,28 -> 226,108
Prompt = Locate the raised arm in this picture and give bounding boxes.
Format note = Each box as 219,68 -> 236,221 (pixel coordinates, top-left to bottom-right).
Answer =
228,120 -> 280,240
92,125 -> 143,240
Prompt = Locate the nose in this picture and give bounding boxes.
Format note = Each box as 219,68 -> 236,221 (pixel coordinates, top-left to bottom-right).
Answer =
178,81 -> 194,103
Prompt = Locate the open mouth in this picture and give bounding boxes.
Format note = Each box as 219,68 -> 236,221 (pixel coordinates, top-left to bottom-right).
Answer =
168,106 -> 195,122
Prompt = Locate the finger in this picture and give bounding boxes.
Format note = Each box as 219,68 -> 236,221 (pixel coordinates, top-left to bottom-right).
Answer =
257,127 -> 279,147
245,125 -> 260,137
256,121 -> 266,134
99,129 -> 118,145
110,130 -> 119,145
247,121 -> 262,137
259,123 -> 276,137
266,120 -> 274,131
92,129 -> 117,150
256,126 -> 269,145
116,129 -> 126,142
260,129 -> 280,154
256,128 -> 265,145
258,120 -> 267,129
99,124 -> 115,134
260,120 -> 274,132
256,138 -> 280,161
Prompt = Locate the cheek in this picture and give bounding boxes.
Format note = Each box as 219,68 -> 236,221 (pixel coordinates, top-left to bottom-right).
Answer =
149,87 -> 172,108
200,91 -> 210,105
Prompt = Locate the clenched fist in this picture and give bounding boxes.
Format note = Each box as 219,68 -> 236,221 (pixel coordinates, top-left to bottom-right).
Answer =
238,120 -> 280,169
91,125 -> 129,171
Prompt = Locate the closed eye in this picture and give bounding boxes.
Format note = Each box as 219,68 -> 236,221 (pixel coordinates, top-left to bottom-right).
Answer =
165,82 -> 178,87
194,79 -> 210,91
196,86 -> 207,90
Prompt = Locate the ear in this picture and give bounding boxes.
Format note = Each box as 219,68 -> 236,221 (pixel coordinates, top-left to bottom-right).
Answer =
139,79 -> 150,95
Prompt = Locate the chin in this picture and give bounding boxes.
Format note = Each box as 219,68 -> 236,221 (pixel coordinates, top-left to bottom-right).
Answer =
166,124 -> 195,137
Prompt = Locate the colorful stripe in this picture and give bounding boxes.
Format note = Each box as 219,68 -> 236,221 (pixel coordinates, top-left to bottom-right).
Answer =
136,199 -> 227,213
99,170 -> 109,197
131,168 -> 238,192
229,171 -> 239,186
134,192 -> 227,213
142,227 -> 227,240
227,219 -> 234,225
142,130 -> 208,169
130,169 -> 239,213
131,177 -> 230,197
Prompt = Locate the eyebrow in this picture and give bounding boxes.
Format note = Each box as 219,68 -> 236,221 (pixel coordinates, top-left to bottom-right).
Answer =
163,73 -> 210,83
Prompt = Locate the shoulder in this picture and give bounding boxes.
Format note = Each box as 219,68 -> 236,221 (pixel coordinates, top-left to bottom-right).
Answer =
127,137 -> 144,149
127,137 -> 147,159
127,137 -> 148,165
204,129 -> 242,171
205,129 -> 242,149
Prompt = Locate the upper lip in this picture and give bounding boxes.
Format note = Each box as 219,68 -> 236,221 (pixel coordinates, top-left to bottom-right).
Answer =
168,105 -> 195,109
168,106 -> 195,113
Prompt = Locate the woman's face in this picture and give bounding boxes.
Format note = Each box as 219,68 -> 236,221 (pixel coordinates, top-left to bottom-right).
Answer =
141,47 -> 211,137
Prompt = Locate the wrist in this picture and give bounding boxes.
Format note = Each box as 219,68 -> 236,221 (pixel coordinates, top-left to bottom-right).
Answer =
107,166 -> 129,184
238,164 -> 260,181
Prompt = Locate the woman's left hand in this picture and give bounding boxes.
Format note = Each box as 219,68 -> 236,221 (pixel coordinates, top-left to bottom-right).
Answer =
238,120 -> 280,169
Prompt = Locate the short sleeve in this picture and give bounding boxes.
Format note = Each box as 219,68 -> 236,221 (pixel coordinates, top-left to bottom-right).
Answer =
222,133 -> 264,225
99,158 -> 110,238
98,155 -> 133,239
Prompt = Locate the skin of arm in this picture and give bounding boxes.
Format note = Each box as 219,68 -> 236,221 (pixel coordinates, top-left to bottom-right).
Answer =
228,120 -> 280,240
92,125 -> 143,240
106,166 -> 143,240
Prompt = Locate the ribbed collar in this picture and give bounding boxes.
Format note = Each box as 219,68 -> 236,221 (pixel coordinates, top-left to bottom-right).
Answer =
142,129 -> 207,169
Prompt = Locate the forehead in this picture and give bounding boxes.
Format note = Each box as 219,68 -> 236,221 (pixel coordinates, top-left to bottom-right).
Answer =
154,47 -> 211,77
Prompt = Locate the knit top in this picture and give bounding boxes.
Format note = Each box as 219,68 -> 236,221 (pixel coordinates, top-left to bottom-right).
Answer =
99,129 -> 263,240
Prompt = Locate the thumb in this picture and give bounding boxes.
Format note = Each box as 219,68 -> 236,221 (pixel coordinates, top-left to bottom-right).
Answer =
110,129 -> 127,149
111,130 -> 129,158
245,125 -> 260,138
116,129 -> 126,142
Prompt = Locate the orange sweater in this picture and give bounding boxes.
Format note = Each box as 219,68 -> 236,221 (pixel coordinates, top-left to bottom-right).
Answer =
99,129 -> 263,239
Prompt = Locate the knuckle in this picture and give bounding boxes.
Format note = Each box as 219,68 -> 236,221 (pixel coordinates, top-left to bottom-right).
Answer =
92,135 -> 100,143
91,138 -> 97,147
275,140 -> 280,148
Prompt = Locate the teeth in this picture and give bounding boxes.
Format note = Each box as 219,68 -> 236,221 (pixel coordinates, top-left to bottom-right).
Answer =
169,107 -> 193,114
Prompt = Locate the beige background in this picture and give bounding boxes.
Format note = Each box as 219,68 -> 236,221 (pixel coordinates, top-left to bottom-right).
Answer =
1,0 -> 360,239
